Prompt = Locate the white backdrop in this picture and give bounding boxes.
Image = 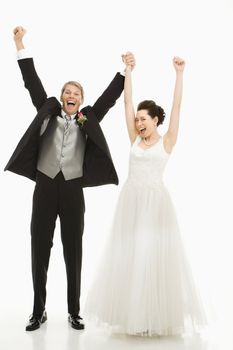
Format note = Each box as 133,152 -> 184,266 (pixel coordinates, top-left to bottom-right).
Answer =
0,0 -> 233,343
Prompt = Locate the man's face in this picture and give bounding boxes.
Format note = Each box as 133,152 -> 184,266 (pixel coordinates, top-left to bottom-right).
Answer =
60,84 -> 83,115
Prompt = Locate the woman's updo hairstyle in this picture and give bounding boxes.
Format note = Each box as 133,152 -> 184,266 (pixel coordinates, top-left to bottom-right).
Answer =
137,100 -> 165,126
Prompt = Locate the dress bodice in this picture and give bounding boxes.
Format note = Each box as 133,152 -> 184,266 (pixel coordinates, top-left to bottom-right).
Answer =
126,136 -> 169,188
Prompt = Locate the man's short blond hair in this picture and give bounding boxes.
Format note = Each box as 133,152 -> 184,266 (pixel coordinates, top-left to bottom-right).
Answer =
60,81 -> 84,100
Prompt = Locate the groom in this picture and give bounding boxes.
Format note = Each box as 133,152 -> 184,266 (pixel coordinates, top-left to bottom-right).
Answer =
4,26 -> 135,331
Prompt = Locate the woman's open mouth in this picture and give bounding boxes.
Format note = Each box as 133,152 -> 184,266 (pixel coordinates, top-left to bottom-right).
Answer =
139,128 -> 146,135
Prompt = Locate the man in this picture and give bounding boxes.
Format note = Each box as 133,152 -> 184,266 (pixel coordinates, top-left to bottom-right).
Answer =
4,26 -> 135,331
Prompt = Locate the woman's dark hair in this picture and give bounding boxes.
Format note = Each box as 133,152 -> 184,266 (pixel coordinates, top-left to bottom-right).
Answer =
137,100 -> 165,126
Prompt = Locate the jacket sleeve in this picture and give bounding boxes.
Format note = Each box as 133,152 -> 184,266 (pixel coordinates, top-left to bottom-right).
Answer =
18,58 -> 47,111
92,73 -> 124,122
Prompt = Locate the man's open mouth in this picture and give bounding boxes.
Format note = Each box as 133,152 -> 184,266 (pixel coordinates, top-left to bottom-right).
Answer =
67,101 -> 76,106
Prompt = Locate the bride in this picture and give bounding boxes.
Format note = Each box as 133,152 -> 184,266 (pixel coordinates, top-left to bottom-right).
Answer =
84,53 -> 207,336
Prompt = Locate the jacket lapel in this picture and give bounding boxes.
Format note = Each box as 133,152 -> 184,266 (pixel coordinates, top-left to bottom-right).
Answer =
81,106 -> 111,158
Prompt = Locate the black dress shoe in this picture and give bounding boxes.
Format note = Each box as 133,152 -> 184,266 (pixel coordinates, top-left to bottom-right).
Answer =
68,314 -> 85,330
25,311 -> 47,331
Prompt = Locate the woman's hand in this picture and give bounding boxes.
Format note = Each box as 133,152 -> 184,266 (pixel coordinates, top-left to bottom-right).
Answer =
122,51 -> 136,71
173,56 -> 185,72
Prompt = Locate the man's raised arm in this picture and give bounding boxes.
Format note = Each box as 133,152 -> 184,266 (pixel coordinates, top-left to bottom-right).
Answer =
92,52 -> 135,122
14,26 -> 47,111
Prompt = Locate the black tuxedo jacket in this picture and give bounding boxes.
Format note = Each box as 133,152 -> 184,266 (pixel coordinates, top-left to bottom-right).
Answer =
4,58 -> 124,187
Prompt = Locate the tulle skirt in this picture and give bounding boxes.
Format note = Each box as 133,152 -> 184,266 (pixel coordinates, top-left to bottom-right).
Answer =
84,181 -> 207,336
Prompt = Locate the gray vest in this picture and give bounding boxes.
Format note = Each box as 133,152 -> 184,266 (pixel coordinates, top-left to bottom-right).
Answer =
37,115 -> 86,180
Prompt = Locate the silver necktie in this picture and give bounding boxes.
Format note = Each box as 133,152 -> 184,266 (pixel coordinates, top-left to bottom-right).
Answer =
64,114 -> 71,133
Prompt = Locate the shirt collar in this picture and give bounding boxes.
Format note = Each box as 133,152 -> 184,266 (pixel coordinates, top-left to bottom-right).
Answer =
61,109 -> 77,120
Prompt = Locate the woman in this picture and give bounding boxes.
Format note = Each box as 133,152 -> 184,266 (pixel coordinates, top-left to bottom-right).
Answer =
84,54 -> 207,336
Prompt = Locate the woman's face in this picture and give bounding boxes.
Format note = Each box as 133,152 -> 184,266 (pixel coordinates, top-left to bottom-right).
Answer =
135,109 -> 158,138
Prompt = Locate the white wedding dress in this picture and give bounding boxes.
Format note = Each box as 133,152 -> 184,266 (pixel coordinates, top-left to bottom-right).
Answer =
84,136 -> 207,336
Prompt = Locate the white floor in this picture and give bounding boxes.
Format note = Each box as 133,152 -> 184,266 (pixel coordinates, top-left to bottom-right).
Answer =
0,313 -> 232,350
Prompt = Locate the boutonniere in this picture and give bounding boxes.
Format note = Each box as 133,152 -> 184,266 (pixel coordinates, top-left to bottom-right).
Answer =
76,112 -> 87,128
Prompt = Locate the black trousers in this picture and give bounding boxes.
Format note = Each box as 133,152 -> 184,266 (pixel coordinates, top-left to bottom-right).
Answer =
30,171 -> 85,316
